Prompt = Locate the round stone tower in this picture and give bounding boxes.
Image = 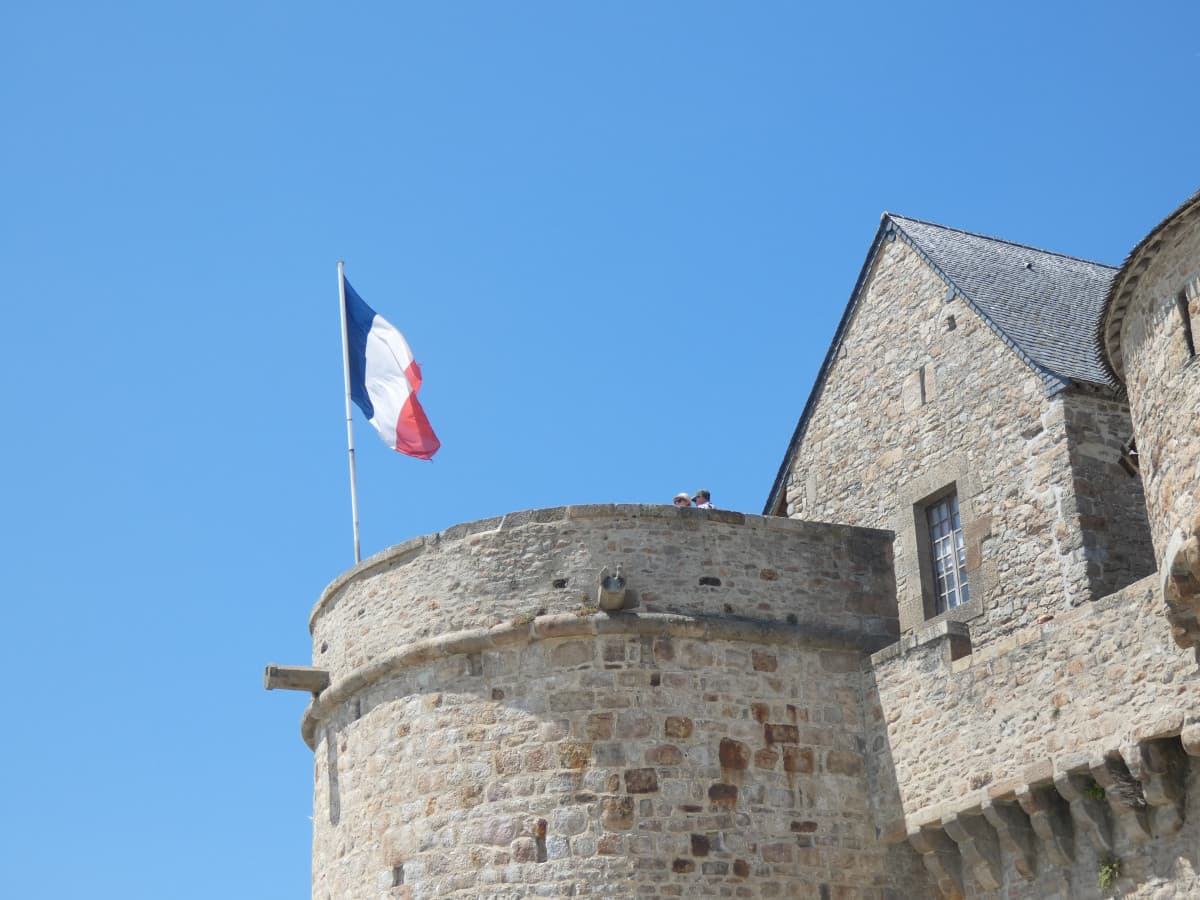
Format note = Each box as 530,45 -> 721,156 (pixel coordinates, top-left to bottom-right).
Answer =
1103,189 -> 1200,643
301,504 -> 929,899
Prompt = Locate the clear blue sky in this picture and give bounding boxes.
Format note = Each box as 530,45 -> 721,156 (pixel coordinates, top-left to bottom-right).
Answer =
2,3 -> 1197,897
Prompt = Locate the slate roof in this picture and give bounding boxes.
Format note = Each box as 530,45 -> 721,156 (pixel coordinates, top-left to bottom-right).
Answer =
890,214 -> 1118,390
764,214 -> 1119,515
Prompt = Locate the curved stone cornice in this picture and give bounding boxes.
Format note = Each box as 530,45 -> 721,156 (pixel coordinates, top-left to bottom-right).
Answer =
299,609 -> 878,749
1102,189 -> 1200,382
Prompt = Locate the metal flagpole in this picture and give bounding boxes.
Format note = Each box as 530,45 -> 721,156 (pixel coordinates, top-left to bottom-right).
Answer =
337,260 -> 362,564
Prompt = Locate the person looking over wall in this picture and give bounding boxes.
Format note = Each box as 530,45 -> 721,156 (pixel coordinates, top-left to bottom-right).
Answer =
693,489 -> 713,509
673,492 -> 692,508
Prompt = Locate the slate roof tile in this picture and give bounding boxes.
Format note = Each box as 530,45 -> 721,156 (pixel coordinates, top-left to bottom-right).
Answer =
889,214 -> 1117,388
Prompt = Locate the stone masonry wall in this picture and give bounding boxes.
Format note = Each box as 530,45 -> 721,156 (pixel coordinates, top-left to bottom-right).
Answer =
1117,216 -> 1200,563
866,575 -> 1200,898
1059,389 -> 1156,598
310,505 -> 898,682
783,235 -> 1114,647
310,623 -> 931,899
305,506 -> 928,898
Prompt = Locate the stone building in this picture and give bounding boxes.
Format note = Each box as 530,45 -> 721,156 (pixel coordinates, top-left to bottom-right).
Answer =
268,189 -> 1200,898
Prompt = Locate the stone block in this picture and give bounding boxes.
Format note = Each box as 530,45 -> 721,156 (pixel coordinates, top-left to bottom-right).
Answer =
624,768 -> 659,794
664,716 -> 693,739
601,797 -> 635,831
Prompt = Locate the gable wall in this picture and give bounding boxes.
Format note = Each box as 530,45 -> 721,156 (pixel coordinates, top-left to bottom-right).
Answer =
783,235 -> 1095,647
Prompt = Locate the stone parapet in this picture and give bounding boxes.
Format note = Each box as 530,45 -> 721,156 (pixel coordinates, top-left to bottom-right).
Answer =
868,574 -> 1200,897
310,504 -> 898,681
868,575 -> 1195,827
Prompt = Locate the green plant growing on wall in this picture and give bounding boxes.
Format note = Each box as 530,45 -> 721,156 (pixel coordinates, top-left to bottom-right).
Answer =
1084,778 -> 1106,801
1098,855 -> 1120,890
511,606 -> 545,626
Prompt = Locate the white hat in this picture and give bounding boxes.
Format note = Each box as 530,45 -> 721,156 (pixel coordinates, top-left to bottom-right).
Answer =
674,492 -> 691,502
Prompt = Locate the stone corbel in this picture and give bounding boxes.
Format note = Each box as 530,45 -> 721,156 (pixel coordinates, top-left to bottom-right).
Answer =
1162,517 -> 1200,648
1053,770 -> 1113,853
1016,783 -> 1073,867
942,811 -> 1002,892
1089,753 -> 1151,843
1136,737 -> 1189,836
1181,723 -> 1200,758
982,798 -> 1036,880
908,827 -> 965,900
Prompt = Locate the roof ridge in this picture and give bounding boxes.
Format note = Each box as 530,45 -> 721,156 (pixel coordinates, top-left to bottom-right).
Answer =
885,212 -> 1119,271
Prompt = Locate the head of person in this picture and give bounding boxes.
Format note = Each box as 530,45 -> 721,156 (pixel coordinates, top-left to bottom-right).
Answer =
694,489 -> 711,504
673,492 -> 691,507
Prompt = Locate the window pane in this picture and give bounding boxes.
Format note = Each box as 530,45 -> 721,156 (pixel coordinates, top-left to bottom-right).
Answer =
927,493 -> 969,612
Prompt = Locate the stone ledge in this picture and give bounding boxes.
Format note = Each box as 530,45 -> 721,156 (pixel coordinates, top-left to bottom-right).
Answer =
298,610 -> 882,749
870,617 -> 969,666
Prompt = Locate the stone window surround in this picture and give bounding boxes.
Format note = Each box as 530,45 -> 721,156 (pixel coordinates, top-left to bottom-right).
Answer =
894,461 -> 992,634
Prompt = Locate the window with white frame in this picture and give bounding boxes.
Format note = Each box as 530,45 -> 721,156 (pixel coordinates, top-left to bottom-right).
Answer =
927,493 -> 969,612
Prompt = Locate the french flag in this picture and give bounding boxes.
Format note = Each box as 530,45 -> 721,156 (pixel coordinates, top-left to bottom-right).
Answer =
343,278 -> 441,460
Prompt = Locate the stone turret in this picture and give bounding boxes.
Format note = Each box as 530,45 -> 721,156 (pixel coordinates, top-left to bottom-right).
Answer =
1103,190 -> 1200,645
298,504 -> 930,898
